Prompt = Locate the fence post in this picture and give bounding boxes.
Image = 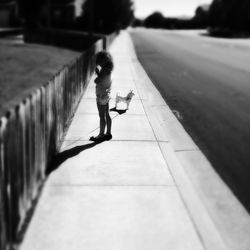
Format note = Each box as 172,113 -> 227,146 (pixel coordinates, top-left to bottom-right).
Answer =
0,118 -> 8,250
4,110 -> 20,244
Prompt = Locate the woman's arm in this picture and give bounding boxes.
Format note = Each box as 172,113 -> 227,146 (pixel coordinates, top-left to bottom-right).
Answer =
95,67 -> 100,76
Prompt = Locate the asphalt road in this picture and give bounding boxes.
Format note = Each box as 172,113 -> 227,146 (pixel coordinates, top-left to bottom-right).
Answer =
130,29 -> 250,211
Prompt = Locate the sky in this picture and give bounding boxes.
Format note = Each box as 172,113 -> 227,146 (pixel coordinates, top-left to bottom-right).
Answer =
75,0 -> 85,16
74,0 -> 212,18
133,0 -> 212,18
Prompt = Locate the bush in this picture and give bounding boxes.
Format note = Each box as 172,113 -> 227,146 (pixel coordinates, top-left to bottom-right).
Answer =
132,18 -> 144,27
142,9 -> 210,30
209,0 -> 250,33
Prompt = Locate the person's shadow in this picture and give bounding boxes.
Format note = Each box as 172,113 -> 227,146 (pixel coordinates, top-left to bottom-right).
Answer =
46,141 -> 103,175
46,107 -> 126,175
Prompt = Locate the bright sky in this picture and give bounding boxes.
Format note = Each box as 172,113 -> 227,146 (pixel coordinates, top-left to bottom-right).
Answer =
133,0 -> 212,18
74,0 -> 212,18
75,0 -> 85,16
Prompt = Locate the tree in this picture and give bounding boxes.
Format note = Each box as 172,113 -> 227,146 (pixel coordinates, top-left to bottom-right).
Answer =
193,4 -> 209,28
144,12 -> 165,28
209,0 -> 250,33
76,0 -> 134,34
18,0 -> 46,29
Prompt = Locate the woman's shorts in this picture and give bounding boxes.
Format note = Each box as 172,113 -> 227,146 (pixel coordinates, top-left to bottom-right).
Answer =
96,94 -> 110,105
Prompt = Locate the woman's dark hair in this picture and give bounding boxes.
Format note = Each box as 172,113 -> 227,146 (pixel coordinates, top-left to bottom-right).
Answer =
95,51 -> 114,71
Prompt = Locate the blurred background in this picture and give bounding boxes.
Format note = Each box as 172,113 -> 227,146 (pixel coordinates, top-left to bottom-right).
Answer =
0,0 -> 250,36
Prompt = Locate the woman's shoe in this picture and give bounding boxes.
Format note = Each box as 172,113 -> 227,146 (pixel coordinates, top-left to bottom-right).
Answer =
89,134 -> 106,142
105,133 -> 112,140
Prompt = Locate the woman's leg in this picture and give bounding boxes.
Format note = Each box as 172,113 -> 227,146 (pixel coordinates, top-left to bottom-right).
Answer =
105,102 -> 112,135
97,102 -> 106,136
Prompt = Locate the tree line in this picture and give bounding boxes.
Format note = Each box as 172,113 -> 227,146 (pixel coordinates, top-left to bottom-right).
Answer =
133,4 -> 209,30
18,0 -> 250,36
133,0 -> 250,36
134,5 -> 209,30
18,0 -> 134,34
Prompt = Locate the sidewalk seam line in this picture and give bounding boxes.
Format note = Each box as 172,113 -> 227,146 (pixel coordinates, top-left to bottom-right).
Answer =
48,184 -> 176,187
63,139 -> 168,142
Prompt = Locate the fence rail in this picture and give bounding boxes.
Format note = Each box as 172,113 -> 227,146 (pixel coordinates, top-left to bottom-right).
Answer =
0,34 -> 115,250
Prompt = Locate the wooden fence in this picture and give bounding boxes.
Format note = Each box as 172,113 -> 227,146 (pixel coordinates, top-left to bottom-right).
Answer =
0,32 -> 116,250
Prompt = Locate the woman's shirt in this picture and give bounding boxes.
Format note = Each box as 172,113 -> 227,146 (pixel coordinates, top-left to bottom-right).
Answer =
95,66 -> 112,105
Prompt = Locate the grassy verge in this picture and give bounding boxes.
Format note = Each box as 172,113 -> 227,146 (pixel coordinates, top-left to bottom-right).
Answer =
0,35 -> 81,117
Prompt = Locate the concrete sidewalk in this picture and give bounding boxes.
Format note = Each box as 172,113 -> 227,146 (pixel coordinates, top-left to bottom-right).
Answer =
20,31 -> 250,250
